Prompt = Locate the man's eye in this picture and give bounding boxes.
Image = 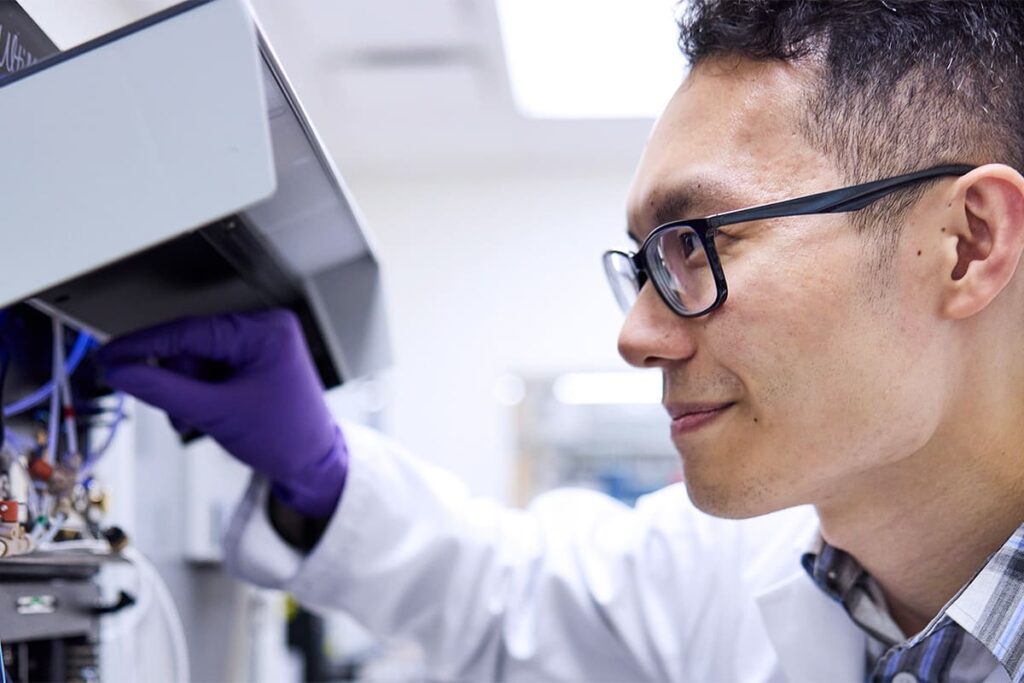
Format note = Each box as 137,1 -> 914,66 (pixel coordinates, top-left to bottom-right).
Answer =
681,233 -> 698,257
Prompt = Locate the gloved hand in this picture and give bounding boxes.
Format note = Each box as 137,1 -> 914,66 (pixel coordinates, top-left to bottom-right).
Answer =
97,309 -> 348,519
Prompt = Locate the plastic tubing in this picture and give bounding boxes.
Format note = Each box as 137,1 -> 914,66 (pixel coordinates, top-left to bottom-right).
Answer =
95,548 -> 153,644
46,321 -> 61,463
3,332 -> 92,419
79,393 -> 126,479
54,325 -> 79,459
37,511 -> 66,545
124,548 -> 190,683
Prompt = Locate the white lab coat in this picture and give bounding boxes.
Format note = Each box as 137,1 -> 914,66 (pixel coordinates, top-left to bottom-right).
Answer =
221,421 -> 977,683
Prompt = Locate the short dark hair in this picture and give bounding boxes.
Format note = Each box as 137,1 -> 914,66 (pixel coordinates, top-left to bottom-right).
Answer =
677,0 -> 1024,247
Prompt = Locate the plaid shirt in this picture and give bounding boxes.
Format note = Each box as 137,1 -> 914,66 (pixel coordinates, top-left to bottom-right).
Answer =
802,525 -> 1024,683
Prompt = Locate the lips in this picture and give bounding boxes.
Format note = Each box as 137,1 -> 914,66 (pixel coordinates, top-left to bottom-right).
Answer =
665,402 -> 736,420
666,401 -> 736,435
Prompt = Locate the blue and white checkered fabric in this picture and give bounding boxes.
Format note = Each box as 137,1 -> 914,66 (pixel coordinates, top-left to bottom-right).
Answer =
803,526 -> 1024,683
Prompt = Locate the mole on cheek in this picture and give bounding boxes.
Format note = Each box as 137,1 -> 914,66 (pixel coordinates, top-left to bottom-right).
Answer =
917,250 -> 922,256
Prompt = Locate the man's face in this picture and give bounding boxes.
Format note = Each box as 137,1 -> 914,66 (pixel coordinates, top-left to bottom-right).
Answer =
621,58 -> 950,518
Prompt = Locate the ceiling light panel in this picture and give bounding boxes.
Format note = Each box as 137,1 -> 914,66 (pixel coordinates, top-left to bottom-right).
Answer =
495,0 -> 686,119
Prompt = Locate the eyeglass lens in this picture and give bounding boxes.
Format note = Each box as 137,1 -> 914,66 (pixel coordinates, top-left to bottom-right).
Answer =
648,225 -> 717,315
604,225 -> 719,316
603,251 -> 640,313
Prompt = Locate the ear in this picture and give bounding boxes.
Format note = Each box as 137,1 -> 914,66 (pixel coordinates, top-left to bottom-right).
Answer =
941,165 -> 1024,320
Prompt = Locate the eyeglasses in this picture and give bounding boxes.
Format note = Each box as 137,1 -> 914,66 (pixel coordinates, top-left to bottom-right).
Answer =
603,164 -> 975,318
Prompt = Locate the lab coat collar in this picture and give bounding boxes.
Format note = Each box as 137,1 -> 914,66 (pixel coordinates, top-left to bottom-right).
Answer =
753,518 -> 866,683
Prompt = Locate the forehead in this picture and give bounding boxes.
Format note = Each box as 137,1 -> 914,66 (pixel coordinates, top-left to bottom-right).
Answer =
628,58 -> 839,238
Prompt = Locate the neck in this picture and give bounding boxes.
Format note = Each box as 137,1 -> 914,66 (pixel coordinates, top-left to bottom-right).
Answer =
813,391 -> 1024,637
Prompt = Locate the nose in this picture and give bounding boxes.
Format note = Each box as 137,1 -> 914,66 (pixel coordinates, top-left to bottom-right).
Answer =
618,285 -> 700,368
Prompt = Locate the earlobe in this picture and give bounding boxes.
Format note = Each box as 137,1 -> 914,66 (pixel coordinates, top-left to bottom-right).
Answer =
941,166 -> 1024,320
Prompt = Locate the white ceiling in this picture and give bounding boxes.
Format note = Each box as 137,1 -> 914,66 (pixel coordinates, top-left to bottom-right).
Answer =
247,0 -> 665,177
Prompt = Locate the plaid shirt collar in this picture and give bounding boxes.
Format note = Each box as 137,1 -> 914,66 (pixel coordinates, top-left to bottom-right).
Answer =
802,524 -> 1024,683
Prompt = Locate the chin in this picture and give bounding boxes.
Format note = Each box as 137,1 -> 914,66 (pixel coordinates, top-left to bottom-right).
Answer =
682,469 -> 791,520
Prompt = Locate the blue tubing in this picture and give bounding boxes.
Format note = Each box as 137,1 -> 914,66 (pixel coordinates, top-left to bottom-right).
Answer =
3,333 -> 94,419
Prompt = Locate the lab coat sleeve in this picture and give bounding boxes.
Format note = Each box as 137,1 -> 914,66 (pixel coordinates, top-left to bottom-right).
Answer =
221,420 -> 741,682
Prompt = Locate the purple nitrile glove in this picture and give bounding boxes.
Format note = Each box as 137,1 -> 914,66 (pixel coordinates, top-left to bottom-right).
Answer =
97,309 -> 348,519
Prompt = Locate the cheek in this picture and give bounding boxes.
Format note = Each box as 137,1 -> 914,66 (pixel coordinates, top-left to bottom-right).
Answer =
714,240 -> 851,401
712,236 -> 943,469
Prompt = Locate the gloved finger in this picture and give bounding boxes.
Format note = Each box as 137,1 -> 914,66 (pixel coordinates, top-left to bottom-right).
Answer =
97,315 -> 247,367
97,309 -> 302,371
102,364 -> 218,428
162,355 -> 234,383
157,372 -> 210,435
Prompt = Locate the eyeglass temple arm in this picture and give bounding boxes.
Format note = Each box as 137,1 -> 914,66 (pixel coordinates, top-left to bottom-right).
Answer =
709,164 -> 975,228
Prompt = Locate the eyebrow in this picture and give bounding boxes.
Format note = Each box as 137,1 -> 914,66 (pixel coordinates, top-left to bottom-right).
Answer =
627,179 -> 740,244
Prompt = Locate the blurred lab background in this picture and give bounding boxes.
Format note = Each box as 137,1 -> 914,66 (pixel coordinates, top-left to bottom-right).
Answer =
11,1 -> 687,680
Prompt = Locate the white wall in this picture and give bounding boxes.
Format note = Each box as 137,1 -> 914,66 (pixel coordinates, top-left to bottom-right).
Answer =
344,166 -> 645,501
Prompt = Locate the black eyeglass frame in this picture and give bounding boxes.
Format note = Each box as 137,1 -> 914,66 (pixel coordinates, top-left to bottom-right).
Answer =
605,164 -> 976,318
